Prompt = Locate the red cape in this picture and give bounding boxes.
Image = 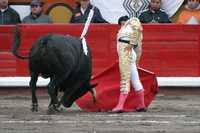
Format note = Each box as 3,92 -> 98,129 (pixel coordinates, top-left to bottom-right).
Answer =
76,61 -> 159,112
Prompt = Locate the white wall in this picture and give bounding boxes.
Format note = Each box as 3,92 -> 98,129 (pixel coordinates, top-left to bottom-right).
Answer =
10,5 -> 30,20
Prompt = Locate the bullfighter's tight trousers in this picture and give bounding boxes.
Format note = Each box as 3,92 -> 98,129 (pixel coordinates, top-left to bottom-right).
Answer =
118,43 -> 143,94
118,43 -> 132,94
131,48 -> 143,92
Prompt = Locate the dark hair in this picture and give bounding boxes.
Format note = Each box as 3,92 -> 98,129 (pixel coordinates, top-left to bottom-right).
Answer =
118,15 -> 129,25
30,0 -> 44,6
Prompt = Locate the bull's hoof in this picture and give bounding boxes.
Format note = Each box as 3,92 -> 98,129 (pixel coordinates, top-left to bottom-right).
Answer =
31,103 -> 38,112
48,104 -> 62,114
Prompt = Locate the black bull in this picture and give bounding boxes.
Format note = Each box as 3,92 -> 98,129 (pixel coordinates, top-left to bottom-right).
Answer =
12,28 -> 97,112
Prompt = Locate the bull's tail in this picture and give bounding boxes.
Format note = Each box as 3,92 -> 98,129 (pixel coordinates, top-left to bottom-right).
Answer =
12,26 -> 29,59
12,26 -> 52,59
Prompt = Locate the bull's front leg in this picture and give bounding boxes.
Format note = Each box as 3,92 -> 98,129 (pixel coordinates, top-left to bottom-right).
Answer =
47,76 -> 60,113
47,56 -> 72,113
30,73 -> 39,112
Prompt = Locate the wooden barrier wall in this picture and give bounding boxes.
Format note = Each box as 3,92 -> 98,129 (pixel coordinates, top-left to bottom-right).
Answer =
0,24 -> 200,77
0,26 -> 16,76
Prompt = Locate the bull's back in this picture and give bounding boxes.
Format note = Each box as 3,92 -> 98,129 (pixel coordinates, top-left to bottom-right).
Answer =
49,34 -> 93,88
51,34 -> 93,82
29,34 -> 92,80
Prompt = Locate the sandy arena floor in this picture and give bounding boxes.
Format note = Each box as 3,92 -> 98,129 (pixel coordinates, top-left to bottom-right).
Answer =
0,87 -> 200,133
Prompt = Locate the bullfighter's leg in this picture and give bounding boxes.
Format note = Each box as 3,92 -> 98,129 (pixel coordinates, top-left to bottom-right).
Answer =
112,43 -> 132,112
29,72 -> 39,112
131,49 -> 146,112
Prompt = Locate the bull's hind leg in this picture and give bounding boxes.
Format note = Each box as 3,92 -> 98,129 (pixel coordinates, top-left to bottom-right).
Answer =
30,73 -> 39,112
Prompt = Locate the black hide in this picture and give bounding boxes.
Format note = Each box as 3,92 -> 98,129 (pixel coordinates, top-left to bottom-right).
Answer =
13,30 -> 96,111
30,34 -> 93,107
